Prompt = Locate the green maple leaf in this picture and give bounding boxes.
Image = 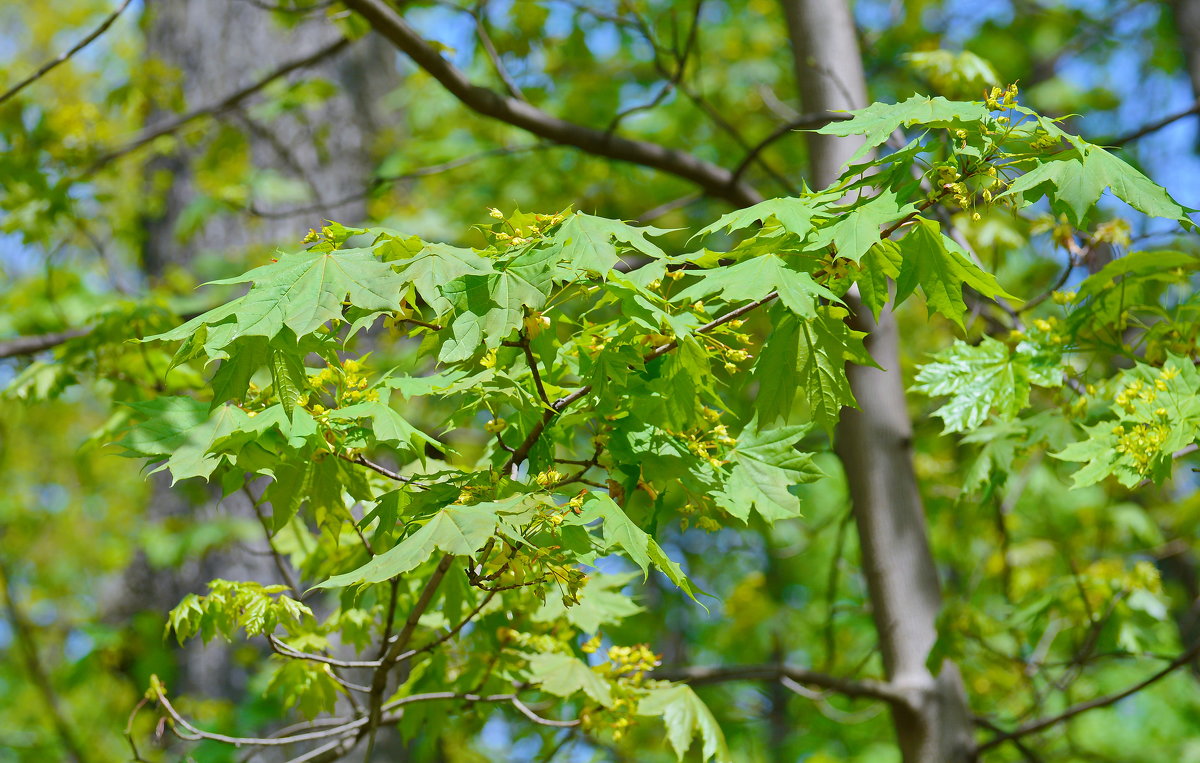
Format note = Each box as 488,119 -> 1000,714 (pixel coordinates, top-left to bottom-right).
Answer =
315,495 -> 540,589
637,685 -> 732,763
913,336 -> 1064,434
715,421 -> 821,523
812,188 -> 917,263
674,254 -> 839,317
388,241 -> 492,314
856,240 -> 902,319
814,94 -> 989,163
526,652 -> 614,707
694,196 -> 825,239
150,248 -> 407,351
750,309 -> 800,424
532,572 -> 642,632
323,398 -> 438,457
895,218 -> 1016,326
118,397 -> 252,482
576,492 -> 705,602
1004,142 -> 1192,226
554,212 -> 670,274
794,309 -> 873,433
439,246 -> 557,362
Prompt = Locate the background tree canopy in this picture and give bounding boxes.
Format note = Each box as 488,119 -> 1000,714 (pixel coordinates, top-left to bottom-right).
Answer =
2,1 -> 1200,762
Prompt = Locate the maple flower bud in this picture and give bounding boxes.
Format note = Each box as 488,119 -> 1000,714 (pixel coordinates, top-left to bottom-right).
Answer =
488,207 -> 504,219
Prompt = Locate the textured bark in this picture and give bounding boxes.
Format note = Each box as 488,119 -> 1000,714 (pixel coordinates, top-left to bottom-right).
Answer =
780,0 -> 973,760
140,0 -> 395,272
107,0 -> 396,715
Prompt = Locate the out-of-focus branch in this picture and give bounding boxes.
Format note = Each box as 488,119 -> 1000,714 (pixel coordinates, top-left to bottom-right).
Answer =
87,37 -> 351,173
654,663 -> 907,705
976,641 -> 1200,754
0,560 -> 93,763
0,329 -> 88,359
0,0 -> 133,107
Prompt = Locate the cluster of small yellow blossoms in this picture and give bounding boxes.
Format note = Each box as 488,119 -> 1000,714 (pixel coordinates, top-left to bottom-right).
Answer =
1093,218 -> 1132,248
712,320 -> 753,372
523,311 -> 551,339
605,643 -> 660,682
540,492 -> 587,526
305,357 -> 378,414
1112,421 -> 1170,473
934,162 -> 973,210
1113,375 -> 1165,414
534,469 -> 565,488
487,208 -> 566,247
985,83 -> 1019,112
581,641 -> 663,740
484,417 -> 507,434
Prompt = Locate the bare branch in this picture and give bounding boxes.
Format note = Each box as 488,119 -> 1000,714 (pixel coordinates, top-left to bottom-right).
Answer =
339,0 -> 762,207
267,635 -> 384,669
0,328 -> 88,359
87,37 -> 351,173
976,641 -> 1200,753
653,663 -> 906,705
154,685 -> 368,746
1108,99 -> 1200,147
470,2 -> 526,100
730,112 -> 853,187
0,0 -> 133,107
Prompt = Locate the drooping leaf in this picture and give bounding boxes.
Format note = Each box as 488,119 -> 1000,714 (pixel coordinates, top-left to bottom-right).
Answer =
526,652 -> 614,707
637,684 -> 732,763
694,196 -> 825,239
554,212 -> 670,274
895,218 -> 1016,326
576,493 -> 705,602
674,254 -> 839,317
149,248 -> 407,350
1004,142 -> 1192,226
117,397 -> 252,482
315,495 -> 541,589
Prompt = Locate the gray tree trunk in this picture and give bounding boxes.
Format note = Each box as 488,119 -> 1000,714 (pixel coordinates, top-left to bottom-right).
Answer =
780,0 -> 974,760
108,0 -> 396,712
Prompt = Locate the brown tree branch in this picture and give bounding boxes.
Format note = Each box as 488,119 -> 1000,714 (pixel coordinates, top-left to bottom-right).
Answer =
339,0 -> 763,207
0,328 -> 89,359
653,663 -> 907,705
0,0 -> 133,107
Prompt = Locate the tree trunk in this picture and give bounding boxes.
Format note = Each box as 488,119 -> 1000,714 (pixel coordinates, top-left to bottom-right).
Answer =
108,0 -> 396,713
1172,0 -> 1200,106
780,0 -> 974,760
